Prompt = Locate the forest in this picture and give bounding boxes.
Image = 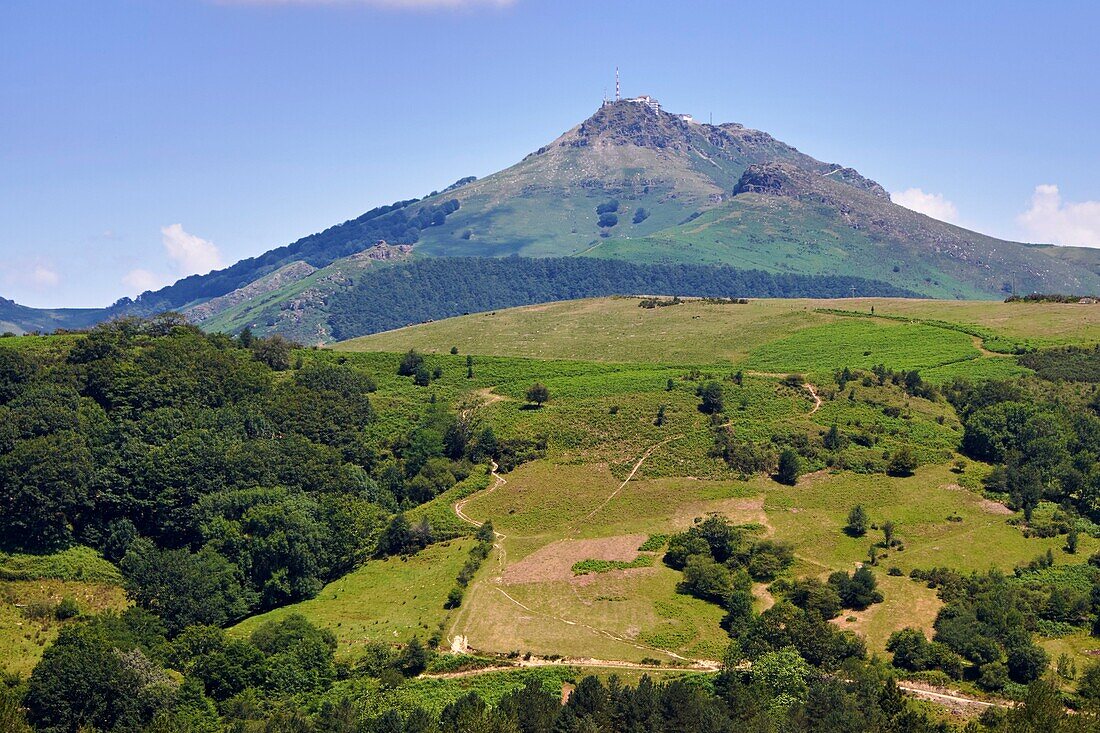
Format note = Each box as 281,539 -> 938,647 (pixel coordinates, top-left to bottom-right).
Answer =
326,257 -> 916,339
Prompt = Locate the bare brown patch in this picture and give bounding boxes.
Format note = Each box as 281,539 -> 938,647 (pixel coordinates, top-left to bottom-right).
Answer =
503,535 -> 650,585
752,583 -> 775,612
978,498 -> 1013,516
671,496 -> 769,532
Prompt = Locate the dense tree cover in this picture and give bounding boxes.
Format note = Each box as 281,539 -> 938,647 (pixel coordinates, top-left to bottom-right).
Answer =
326,257 -> 919,339
1018,345 -> 1100,383
0,318 -> 491,626
892,567 -> 1081,690
109,197 -> 462,317
665,516 -> 796,628
947,377 -> 1100,522
21,609 -> 340,732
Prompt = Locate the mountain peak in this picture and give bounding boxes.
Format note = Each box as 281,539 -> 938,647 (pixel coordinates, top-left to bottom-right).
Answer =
566,99 -> 696,151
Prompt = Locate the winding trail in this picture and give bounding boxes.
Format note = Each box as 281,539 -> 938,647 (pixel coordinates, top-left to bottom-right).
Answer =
804,381 -> 822,414
440,383 -> 1013,714
444,374 -> 824,672
451,452 -> 708,664
579,433 -> 685,525
744,371 -> 821,415
423,653 -> 1009,712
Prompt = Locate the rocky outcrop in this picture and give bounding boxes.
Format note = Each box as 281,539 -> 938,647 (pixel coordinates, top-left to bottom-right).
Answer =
185,261 -> 317,323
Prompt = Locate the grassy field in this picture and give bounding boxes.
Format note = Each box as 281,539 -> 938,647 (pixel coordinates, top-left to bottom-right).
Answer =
11,296 -> 1100,688
230,539 -> 476,657
337,296 -> 1100,366
315,296 -> 1100,671
0,547 -> 127,676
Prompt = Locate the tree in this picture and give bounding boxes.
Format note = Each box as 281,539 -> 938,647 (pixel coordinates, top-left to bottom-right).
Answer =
655,404 -> 667,426
680,556 -> 733,603
398,349 -> 424,376
413,365 -> 431,387
0,431 -> 94,550
696,381 -> 724,414
1079,662 -> 1100,702
399,636 -> 428,676
776,449 -> 801,485
632,207 -> 649,224
1006,644 -> 1049,684
120,539 -> 253,635
882,520 -> 896,547
886,446 -> 918,476
823,423 -> 842,451
526,383 -> 549,408
377,513 -> 412,557
845,505 -> 869,537
251,336 -> 293,371
787,578 -> 842,619
1068,528 -> 1080,554
829,567 -> 883,610
25,611 -> 175,732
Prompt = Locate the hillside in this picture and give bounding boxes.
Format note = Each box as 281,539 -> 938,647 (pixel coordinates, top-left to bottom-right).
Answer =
338,296 -> 1100,365
7,299 -> 1100,729
5,98 -> 1100,338
407,102 -> 1100,298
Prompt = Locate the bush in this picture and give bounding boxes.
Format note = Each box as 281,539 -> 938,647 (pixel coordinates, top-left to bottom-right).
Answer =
776,449 -> 801,485
54,596 -> 80,621
696,381 -> 724,414
887,446 -> 918,476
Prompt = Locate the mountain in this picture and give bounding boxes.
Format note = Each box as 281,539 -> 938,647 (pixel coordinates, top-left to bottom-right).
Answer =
407,101 -> 1100,299
5,98 -> 1100,338
0,297 -> 102,336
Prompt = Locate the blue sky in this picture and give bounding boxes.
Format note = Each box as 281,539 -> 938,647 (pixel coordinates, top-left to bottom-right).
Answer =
2,0 -> 1099,307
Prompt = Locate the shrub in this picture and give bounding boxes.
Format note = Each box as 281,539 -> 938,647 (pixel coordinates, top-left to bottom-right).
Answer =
776,449 -> 801,485
54,596 -> 80,621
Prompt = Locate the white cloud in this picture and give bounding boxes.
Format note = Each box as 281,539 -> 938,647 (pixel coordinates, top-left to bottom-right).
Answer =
29,266 -> 60,287
1016,184 -> 1100,248
161,223 -> 223,276
217,0 -> 513,7
120,224 -> 223,296
890,188 -> 960,224
122,269 -> 168,294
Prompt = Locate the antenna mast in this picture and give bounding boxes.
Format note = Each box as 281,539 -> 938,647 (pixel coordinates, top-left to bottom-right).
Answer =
615,67 -> 620,102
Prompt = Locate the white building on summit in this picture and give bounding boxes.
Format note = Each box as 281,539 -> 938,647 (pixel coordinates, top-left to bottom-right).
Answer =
625,95 -> 661,113
602,69 -> 661,114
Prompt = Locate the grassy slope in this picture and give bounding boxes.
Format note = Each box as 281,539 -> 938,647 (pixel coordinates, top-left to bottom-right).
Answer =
12,297 -> 1100,679
584,198 -> 987,300
230,539 -> 476,658
313,297 -> 1100,667
337,296 -> 1100,367
0,547 -> 126,677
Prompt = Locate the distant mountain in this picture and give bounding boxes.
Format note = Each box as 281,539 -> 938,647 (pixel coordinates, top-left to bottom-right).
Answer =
5,97 -> 1100,337
0,297 -> 102,336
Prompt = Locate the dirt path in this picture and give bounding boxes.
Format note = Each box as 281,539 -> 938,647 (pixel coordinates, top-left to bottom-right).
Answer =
744,371 -> 821,415
491,586 -> 698,662
423,655 -> 1008,712
454,461 -> 509,571
897,683 -> 1009,710
423,654 -> 720,680
804,381 -> 822,414
579,434 -> 684,525
450,451 -> 710,664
